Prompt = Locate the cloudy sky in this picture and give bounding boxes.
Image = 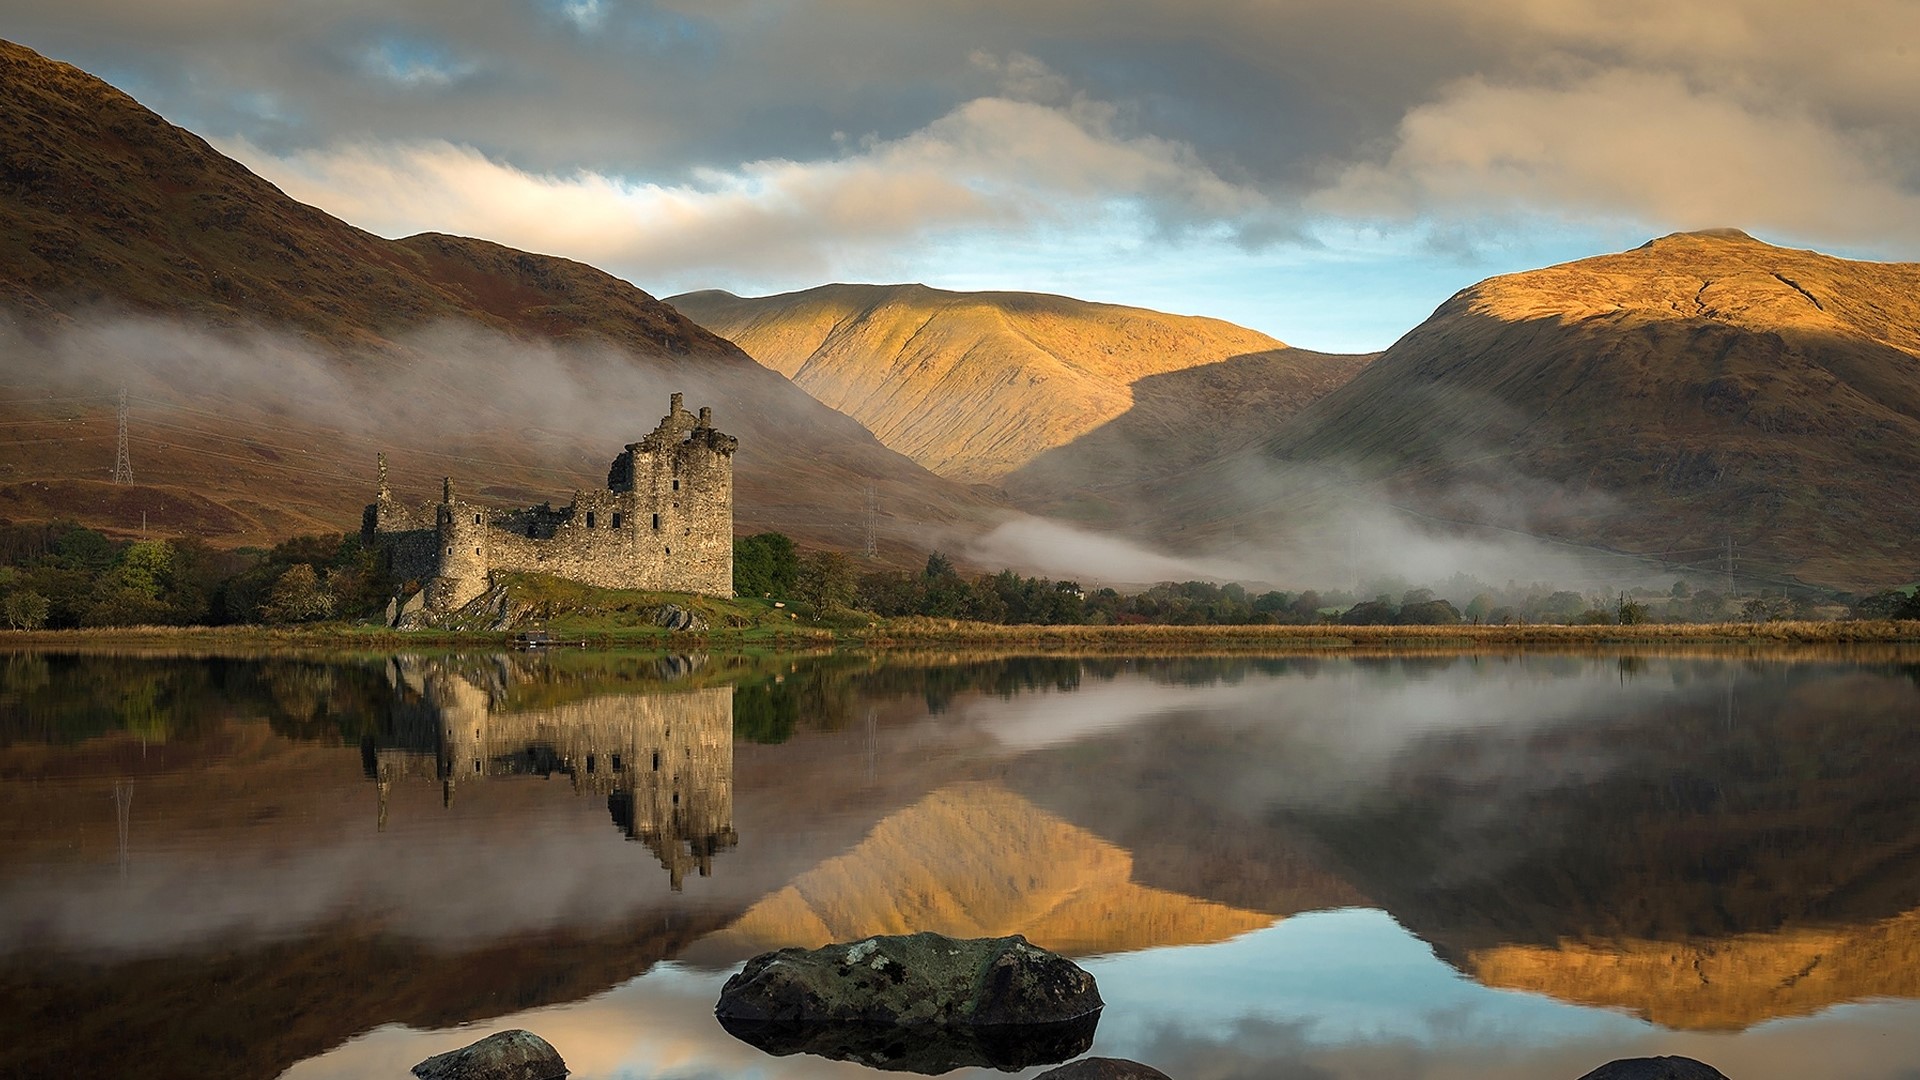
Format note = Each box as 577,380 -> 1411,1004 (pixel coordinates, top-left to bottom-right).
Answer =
9,0 -> 1918,350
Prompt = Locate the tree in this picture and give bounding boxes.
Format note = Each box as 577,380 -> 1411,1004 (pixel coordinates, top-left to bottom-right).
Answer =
795,551 -> 857,614
113,540 -> 174,602
1464,593 -> 1495,624
260,564 -> 334,623
734,532 -> 798,597
924,550 -> 957,579
1397,599 -> 1462,625
1741,594 -> 1795,622
2,589 -> 49,630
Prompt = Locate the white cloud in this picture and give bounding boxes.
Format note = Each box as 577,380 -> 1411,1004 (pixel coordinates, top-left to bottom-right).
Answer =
216,65 -> 1269,289
1313,69 -> 1920,244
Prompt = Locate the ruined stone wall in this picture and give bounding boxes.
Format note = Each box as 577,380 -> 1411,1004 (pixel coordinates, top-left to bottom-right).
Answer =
366,395 -> 736,609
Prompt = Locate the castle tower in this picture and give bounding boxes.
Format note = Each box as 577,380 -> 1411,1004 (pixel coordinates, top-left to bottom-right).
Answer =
428,476 -> 492,610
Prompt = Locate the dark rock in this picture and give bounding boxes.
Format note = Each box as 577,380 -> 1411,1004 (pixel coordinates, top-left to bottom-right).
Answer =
412,1030 -> 567,1080
1576,1056 -> 1729,1080
655,604 -> 709,632
1036,1057 -> 1174,1079
718,1012 -> 1099,1074
715,932 -> 1103,1027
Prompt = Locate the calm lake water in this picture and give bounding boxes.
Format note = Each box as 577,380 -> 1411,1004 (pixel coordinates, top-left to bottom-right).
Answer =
3,648 -> 1920,1080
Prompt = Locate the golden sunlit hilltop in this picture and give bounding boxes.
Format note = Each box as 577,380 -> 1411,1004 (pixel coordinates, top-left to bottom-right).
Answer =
0,39 -> 997,553
1245,230 -> 1920,590
668,283 -> 1308,483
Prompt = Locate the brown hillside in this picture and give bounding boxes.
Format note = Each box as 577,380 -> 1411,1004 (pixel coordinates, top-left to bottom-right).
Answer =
1003,346 -> 1373,525
669,283 -> 1290,483
0,39 -> 997,554
1262,230 -> 1920,590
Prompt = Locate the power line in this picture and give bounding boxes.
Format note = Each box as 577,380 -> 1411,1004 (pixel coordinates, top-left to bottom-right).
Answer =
863,485 -> 878,558
111,388 -> 133,485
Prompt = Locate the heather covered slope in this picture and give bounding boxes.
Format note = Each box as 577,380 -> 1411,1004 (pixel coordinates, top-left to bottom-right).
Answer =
670,283 -> 1291,483
0,39 -> 998,553
1003,346 -> 1374,525
1254,230 -> 1920,591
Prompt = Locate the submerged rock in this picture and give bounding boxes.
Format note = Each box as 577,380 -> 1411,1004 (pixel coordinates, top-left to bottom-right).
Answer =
411,1030 -> 567,1080
1036,1057 -> 1174,1079
718,1013 -> 1099,1074
1576,1057 -> 1729,1080
716,932 -> 1103,1027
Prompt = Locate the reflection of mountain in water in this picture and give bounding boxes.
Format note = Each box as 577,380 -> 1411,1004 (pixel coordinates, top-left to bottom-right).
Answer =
1465,909 -> 1920,1030
1260,662 -> 1920,1029
693,781 -> 1272,963
366,656 -> 737,890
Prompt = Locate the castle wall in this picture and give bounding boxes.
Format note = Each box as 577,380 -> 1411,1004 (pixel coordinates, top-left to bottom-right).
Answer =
366,395 -> 736,610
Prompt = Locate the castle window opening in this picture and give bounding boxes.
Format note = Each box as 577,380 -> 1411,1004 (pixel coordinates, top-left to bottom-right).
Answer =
665,546 -> 671,556
652,751 -> 660,771
586,511 -> 596,529
475,547 -> 481,556
611,754 -> 622,772
445,546 -> 453,555
652,513 -> 660,530
612,512 -> 622,529
474,513 -> 481,524
586,754 -> 596,774
672,478 -> 680,492
673,791 -> 681,806
474,760 -> 481,774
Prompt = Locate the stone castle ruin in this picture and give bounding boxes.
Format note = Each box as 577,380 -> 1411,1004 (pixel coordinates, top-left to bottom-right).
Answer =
365,394 -> 736,611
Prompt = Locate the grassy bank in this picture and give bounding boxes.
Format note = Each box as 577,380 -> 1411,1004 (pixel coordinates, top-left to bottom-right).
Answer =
7,617 -> 1920,657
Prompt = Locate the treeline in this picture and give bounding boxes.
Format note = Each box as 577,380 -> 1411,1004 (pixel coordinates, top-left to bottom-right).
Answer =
0,521 -> 390,629
734,532 -> 1917,627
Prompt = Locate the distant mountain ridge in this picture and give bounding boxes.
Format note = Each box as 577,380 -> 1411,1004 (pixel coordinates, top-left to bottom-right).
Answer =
670,283 -> 1313,483
0,38 -> 998,553
1259,229 -> 1920,589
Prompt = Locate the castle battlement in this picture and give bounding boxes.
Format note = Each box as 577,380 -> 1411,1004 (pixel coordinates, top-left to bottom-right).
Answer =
364,394 -> 736,610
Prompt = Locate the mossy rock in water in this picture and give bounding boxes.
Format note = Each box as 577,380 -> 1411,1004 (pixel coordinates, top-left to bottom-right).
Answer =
718,1013 -> 1100,1074
412,1030 -> 567,1080
715,932 -> 1102,1027
1576,1057 -> 1728,1080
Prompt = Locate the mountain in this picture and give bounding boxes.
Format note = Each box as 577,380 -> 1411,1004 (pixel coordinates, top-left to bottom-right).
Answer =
668,284 -> 1344,485
0,39 -> 999,554
1258,230 -> 1920,590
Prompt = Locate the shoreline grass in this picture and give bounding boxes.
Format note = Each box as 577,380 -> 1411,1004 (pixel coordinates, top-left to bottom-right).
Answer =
5,618 -> 1920,658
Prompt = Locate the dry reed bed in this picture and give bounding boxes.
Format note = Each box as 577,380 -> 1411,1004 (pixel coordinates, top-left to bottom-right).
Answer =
849,619 -> 1920,652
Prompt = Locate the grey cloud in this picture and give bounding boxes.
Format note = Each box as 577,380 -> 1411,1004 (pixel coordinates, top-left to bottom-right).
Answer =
5,0 -> 1918,296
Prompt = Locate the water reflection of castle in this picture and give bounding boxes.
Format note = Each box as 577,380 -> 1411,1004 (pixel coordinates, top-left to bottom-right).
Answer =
364,656 -> 737,890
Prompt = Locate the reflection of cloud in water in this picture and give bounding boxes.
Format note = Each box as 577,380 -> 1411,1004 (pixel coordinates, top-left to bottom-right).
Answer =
283,913 -> 1920,1080
959,657 -> 1705,809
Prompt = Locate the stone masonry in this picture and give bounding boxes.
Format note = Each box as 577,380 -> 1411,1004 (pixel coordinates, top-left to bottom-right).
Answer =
364,394 -> 737,608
